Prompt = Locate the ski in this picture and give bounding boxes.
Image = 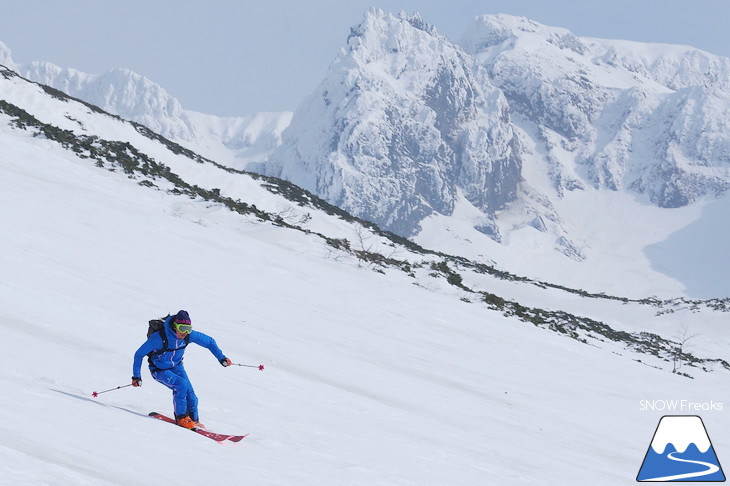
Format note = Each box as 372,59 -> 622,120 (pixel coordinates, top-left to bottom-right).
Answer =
148,412 -> 248,442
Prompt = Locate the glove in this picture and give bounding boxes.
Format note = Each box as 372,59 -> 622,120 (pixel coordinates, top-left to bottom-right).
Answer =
220,357 -> 232,367
132,376 -> 142,387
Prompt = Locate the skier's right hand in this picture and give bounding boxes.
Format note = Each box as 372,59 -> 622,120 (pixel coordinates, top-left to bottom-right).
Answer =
132,377 -> 142,387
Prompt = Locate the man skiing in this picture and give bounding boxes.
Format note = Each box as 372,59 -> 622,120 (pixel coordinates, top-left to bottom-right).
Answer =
132,310 -> 231,429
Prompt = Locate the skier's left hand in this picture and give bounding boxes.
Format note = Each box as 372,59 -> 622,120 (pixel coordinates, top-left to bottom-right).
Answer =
220,357 -> 232,367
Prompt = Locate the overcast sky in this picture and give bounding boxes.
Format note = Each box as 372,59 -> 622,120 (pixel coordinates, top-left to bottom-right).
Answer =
2,1 -> 728,116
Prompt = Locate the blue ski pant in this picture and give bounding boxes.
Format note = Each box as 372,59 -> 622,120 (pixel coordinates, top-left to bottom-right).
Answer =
152,365 -> 199,421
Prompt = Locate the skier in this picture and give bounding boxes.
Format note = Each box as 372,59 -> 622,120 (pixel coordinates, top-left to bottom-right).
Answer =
132,310 -> 231,429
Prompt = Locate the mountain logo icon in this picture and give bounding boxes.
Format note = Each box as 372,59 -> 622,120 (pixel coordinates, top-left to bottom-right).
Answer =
637,415 -> 725,482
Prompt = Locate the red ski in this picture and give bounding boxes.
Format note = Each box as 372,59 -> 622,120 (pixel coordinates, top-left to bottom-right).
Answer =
148,412 -> 247,442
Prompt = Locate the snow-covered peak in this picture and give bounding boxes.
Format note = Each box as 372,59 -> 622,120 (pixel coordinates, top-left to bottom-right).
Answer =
20,61 -> 197,141
461,13 -> 587,55
267,10 -> 521,236
457,14 -> 730,210
462,14 -> 730,92
15,57 -> 290,169
597,40 -> 730,91
349,8 -> 440,52
461,14 -> 664,94
342,9 -> 463,95
0,40 -> 17,72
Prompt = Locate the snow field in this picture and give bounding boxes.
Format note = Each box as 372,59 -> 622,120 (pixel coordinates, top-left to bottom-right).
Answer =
2,111 -> 730,485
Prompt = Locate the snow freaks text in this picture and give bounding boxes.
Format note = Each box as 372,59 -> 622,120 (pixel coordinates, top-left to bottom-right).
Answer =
639,400 -> 724,412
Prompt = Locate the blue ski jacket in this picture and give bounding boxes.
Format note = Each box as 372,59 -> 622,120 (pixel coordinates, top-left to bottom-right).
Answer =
133,315 -> 226,378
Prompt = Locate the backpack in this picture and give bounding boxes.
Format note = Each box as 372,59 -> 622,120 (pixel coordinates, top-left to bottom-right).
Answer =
147,315 -> 190,360
147,316 -> 168,339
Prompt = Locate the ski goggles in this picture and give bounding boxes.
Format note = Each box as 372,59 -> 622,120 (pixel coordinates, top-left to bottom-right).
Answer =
174,320 -> 193,334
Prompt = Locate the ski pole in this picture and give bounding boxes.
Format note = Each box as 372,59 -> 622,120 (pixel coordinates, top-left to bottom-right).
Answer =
92,384 -> 133,397
231,363 -> 265,371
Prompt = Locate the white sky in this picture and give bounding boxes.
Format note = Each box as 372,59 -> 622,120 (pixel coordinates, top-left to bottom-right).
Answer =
2,0 -> 728,116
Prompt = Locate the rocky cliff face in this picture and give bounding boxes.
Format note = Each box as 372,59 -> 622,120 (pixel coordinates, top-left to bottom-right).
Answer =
266,10 -> 522,236
266,11 -> 730,253
460,14 -> 730,208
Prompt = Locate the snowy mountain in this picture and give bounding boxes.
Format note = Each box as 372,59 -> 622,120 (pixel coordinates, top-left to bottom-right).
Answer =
265,11 -> 523,238
0,40 -> 17,72
460,14 -> 730,207
9,44 -> 291,170
5,11 -> 730,300
20,61 -> 198,142
3,39 -> 730,486
258,11 -> 730,298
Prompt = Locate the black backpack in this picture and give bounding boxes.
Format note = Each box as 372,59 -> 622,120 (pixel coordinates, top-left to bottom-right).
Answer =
147,315 -> 190,360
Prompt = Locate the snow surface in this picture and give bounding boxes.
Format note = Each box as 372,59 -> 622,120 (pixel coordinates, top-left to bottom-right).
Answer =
2,60 -> 730,486
416,183 -> 730,299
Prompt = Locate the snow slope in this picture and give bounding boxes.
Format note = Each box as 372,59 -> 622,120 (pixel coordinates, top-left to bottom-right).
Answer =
1,63 -> 730,485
